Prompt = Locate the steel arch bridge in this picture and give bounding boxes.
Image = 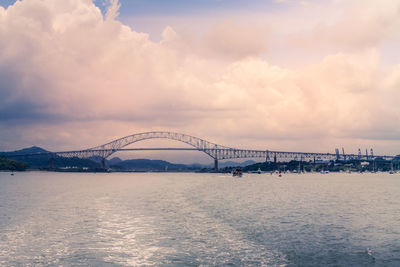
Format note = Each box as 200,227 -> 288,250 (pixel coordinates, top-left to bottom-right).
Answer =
50,131 -> 394,170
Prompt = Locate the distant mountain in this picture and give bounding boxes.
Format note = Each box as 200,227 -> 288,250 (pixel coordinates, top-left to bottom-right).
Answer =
107,157 -> 123,165
87,155 -> 103,164
1,146 -> 259,171
187,160 -> 257,169
1,146 -> 100,169
88,156 -> 123,166
110,159 -> 190,171
3,146 -> 49,155
187,163 -> 209,169
218,160 -> 256,168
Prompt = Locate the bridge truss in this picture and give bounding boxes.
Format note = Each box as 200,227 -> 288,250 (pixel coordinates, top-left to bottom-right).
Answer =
46,131 -> 395,169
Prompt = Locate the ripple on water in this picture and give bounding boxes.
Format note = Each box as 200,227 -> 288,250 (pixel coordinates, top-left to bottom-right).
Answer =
0,172 -> 399,266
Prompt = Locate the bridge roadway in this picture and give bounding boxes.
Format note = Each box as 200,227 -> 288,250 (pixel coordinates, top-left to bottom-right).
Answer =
5,131 -> 396,170
54,148 -> 393,170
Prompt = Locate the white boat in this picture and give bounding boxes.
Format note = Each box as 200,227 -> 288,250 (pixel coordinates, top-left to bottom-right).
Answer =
249,168 -> 262,174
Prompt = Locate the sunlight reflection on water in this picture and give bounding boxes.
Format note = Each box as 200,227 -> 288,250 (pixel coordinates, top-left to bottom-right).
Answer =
0,171 -> 399,266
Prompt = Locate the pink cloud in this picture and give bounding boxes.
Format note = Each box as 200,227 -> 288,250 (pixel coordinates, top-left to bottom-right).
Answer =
0,0 -> 399,159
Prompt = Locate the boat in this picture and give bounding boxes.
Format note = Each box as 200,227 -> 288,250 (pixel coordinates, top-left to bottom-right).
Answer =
233,168 -> 243,177
249,168 -> 262,174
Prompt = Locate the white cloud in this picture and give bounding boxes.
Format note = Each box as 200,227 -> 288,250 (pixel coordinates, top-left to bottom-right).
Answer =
0,0 -> 399,158
105,0 -> 120,21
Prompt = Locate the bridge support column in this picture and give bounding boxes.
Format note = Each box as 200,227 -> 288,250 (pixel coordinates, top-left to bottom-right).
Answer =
101,158 -> 105,169
49,155 -> 54,169
214,159 -> 218,171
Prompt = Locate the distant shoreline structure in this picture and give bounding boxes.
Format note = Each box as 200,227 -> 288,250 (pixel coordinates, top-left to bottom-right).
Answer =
1,145 -> 399,173
1,132 -> 397,173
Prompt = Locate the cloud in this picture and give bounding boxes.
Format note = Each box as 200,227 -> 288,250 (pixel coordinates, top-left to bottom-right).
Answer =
105,0 -> 120,20
160,18 -> 269,61
0,0 -> 399,157
290,0 -> 400,51
202,19 -> 268,60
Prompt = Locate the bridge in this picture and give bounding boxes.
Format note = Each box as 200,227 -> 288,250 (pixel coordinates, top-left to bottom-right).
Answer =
7,131 -> 395,170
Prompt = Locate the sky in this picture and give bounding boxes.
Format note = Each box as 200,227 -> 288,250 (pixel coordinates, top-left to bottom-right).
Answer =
0,0 -> 400,163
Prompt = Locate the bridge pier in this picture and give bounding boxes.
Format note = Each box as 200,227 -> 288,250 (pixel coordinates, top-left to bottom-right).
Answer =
101,158 -> 105,169
49,155 -> 54,169
214,159 -> 218,171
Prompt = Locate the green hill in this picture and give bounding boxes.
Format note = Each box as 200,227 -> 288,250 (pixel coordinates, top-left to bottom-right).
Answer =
0,156 -> 28,171
1,146 -> 100,169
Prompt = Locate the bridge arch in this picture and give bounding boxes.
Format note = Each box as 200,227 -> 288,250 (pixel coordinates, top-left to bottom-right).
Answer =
56,131 -> 370,170
90,131 -> 231,159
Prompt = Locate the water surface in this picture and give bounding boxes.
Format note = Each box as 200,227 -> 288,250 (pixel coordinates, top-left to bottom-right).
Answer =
0,171 -> 399,266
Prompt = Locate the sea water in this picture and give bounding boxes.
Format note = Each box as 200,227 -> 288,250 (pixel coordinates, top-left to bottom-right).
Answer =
0,171 -> 399,266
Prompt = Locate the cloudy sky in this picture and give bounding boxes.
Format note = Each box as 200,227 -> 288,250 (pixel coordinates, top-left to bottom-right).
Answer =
1,0 -> 400,163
